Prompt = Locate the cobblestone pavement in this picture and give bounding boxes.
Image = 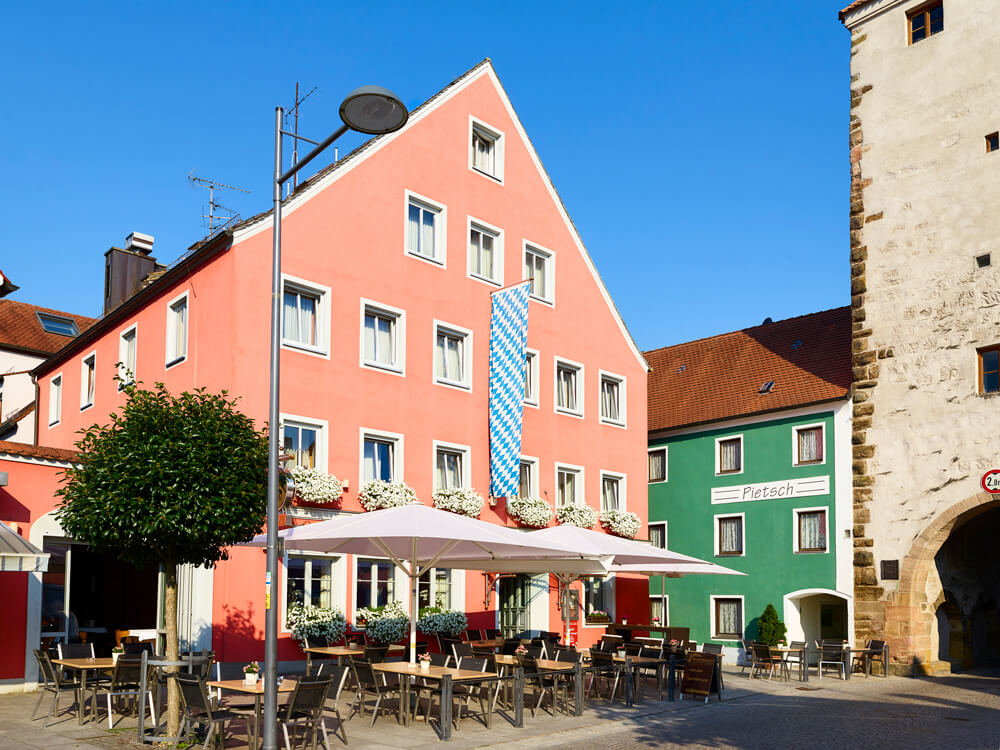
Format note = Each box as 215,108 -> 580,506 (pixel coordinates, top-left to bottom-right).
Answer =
2,668 -> 998,749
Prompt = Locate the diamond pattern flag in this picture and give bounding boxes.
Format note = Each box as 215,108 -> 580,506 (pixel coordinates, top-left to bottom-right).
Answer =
489,282 -> 531,498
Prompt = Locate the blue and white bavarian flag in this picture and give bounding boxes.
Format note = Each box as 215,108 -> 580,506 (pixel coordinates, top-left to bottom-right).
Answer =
489,282 -> 531,498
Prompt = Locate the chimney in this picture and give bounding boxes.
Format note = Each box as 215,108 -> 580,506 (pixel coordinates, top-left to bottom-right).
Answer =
103,232 -> 164,314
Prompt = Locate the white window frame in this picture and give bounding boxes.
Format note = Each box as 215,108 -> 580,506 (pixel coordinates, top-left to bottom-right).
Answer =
650,592 -> 669,627
432,440 -> 471,491
710,594 -> 745,641
404,190 -> 447,267
793,506 -> 830,555
518,455 -> 539,498
468,116 -> 505,184
281,275 -> 331,358
352,556 -> 407,615
118,324 -> 137,388
359,428 -> 404,485
417,566 -> 456,610
360,299 -> 406,376
648,446 -> 668,483
280,413 -> 329,472
466,216 -> 504,286
79,351 -> 96,411
599,471 -> 627,513
48,373 -> 62,426
553,357 -> 584,418
554,462 -> 584,507
792,422 -> 827,467
715,434 -> 745,476
582,574 -> 615,629
598,370 -> 627,428
714,512 -> 746,558
165,291 -> 189,367
432,320 -> 473,391
523,240 -> 555,305
523,349 -> 540,408
281,550 -> 346,633
648,521 -> 667,549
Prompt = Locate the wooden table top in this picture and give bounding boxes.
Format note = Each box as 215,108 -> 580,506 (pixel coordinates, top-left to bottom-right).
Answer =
771,647 -> 807,654
207,679 -> 296,695
493,654 -> 576,670
467,639 -> 503,648
373,662 -> 489,681
303,644 -> 405,656
52,657 -> 115,670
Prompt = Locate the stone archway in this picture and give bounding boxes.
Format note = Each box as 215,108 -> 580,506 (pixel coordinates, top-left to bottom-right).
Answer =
886,491 -> 1000,673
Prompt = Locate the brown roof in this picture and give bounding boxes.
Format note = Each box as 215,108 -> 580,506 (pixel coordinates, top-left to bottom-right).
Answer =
0,402 -> 34,439
646,307 -> 852,432
839,0 -> 874,21
0,439 -> 78,463
0,299 -> 96,357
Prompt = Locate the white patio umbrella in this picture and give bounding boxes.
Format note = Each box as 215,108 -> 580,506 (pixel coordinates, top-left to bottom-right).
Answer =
247,504 -> 611,662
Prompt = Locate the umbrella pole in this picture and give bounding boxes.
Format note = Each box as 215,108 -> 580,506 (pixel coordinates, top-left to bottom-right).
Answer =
410,538 -> 418,665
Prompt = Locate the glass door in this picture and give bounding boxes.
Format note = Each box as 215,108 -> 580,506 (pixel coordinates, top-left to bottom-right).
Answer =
498,574 -> 530,638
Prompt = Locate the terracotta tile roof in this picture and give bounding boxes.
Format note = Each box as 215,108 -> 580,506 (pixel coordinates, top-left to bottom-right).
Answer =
0,439 -> 78,463
646,307 -> 852,432
839,0 -> 874,21
0,299 -> 95,357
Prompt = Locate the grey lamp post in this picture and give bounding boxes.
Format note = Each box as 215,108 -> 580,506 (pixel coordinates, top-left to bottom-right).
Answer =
264,85 -> 407,750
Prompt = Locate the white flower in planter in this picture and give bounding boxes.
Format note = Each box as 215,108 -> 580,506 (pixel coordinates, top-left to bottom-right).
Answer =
416,607 -> 468,636
506,496 -> 554,528
286,603 -> 347,645
288,465 -> 344,505
358,480 -> 418,511
555,504 -> 599,529
355,601 -> 408,644
432,488 -> 484,518
600,508 -> 642,539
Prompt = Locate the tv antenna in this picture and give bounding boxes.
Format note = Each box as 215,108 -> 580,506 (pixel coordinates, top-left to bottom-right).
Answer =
284,82 -> 318,195
188,172 -> 250,236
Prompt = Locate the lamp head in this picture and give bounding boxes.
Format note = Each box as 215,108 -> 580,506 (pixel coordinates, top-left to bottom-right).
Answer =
340,85 -> 408,135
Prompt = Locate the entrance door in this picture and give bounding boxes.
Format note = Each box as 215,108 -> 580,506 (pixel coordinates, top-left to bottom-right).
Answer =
498,574 -> 530,638
820,603 -> 847,641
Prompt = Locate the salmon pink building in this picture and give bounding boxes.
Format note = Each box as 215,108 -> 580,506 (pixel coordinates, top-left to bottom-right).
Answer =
19,60 -> 649,679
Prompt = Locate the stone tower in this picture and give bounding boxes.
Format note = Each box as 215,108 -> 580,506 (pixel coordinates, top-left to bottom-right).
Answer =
841,0 -> 1000,674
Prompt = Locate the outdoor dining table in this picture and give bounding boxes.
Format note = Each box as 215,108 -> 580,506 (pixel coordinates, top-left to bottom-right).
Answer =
492,654 -> 579,712
843,643 -> 890,679
467,639 -> 504,649
580,651 -> 665,704
771,646 -> 809,682
302,644 -> 405,672
52,657 -> 115,725
207,678 -> 296,749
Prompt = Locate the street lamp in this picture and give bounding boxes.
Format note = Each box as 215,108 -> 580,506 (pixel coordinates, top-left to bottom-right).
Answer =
264,85 -> 407,750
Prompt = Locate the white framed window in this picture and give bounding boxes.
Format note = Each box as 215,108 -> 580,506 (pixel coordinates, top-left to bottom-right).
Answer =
555,463 -> 584,507
165,291 -> 189,366
281,414 -> 328,472
710,595 -> 744,641
469,116 -> 505,183
714,513 -> 746,557
48,374 -> 62,426
793,423 -> 826,466
433,441 -> 470,490
523,349 -> 539,407
118,324 -> 137,388
467,217 -> 503,286
433,320 -> 472,390
554,358 -> 583,417
648,522 -> 667,549
599,370 -> 626,427
360,299 -> 405,375
360,428 -> 403,484
284,553 -> 337,612
282,275 -> 330,357
405,191 -> 447,266
518,456 -> 538,498
648,447 -> 667,483
583,575 -> 614,627
715,435 -> 744,476
794,507 -> 829,554
600,471 -> 626,512
80,352 -> 96,410
355,558 -> 397,610
37,312 -> 79,337
650,593 -> 669,627
418,567 -> 453,609
523,241 -> 555,304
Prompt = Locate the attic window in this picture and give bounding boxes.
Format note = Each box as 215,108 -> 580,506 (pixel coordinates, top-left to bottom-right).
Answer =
759,381 -> 775,395
37,313 -> 79,337
678,365 -> 687,373
792,339 -> 803,350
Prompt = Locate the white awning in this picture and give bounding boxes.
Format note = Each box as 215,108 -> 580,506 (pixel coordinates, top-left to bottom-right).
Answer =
0,523 -> 49,573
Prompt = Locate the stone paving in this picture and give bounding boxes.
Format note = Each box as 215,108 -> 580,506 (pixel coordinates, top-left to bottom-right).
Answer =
1,667 -> 998,749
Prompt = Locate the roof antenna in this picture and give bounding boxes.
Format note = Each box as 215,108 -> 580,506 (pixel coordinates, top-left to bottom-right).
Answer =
284,82 -> 319,197
188,172 -> 251,238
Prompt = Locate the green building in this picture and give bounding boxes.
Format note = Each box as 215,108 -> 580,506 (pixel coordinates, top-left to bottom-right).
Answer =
645,308 -> 853,662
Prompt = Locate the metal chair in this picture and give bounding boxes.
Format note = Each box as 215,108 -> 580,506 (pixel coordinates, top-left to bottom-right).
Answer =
348,657 -> 400,727
31,648 -> 94,727
362,644 -> 389,664
751,643 -> 788,681
818,640 -> 846,680
586,650 -> 623,704
500,638 -> 521,655
170,672 -> 250,750
279,676 -> 345,749
702,643 -> 723,655
98,655 -> 156,729
452,642 -> 474,662
740,639 -> 756,675
516,655 -> 562,716
57,642 -> 94,659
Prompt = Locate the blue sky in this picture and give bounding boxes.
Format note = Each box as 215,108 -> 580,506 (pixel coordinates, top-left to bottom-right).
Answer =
0,2 -> 850,351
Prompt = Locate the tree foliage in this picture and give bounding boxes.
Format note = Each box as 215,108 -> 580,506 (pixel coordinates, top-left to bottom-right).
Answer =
756,603 -> 787,646
56,382 -> 269,569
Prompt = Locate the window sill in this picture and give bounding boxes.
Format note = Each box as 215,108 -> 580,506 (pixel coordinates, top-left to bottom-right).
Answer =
555,407 -> 584,420
716,553 -> 744,558
405,250 -> 446,268
523,399 -> 539,409
600,417 -> 626,429
793,460 -> 825,467
716,470 -> 744,477
281,341 -> 329,359
80,402 -> 94,413
795,549 -> 828,555
362,361 -> 405,377
434,378 -> 471,392
648,478 -> 667,485
165,356 -> 187,369
471,166 -> 503,185
528,294 -> 554,307
48,421 -> 60,428
468,272 -> 502,288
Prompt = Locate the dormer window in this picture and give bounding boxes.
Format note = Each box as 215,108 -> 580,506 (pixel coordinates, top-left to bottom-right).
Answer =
37,313 -> 78,337
469,118 -> 505,183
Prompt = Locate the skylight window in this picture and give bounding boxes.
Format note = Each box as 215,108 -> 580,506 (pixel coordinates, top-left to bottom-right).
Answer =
759,381 -> 775,395
792,339 -> 803,350
37,313 -> 79,337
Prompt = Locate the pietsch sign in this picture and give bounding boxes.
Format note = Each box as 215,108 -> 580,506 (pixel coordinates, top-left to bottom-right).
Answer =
711,476 -> 830,505
981,470 -> 1000,494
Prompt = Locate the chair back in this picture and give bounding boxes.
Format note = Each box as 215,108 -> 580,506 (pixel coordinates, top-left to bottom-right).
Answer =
790,641 -> 806,650
123,642 -> 153,655
639,646 -> 661,660
111,655 -> 144,687
635,637 -> 663,649
458,656 -> 487,672
33,649 -> 58,688
484,628 -> 500,640
590,650 -> 615,669
525,645 -> 544,659
480,653 -> 499,673
472,646 -> 496,659
350,658 -> 379,691
500,638 -> 521,655
821,641 -> 845,660
363,644 -> 389,663
868,639 -> 885,651
555,648 -> 582,663
684,641 -> 697,652
702,642 -> 723,655
283,677 -> 332,720
453,642 -> 474,661
414,641 -> 430,656
326,664 -> 350,702
515,654 -> 538,675
599,635 -> 624,648
429,652 -> 451,668
460,630 -> 476,642
751,642 -> 774,663
172,672 -> 213,718
624,643 -> 642,656
57,642 -> 94,659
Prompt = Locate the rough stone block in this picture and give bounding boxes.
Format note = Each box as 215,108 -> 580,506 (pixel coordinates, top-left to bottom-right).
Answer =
854,508 -> 871,524
854,379 -> 877,390
854,538 -> 874,547
851,430 -> 868,445
851,306 -> 866,322
864,211 -> 884,223
855,585 -> 883,601
852,365 -> 869,381
853,403 -> 875,417
854,474 -> 874,486
850,245 -> 868,263
868,363 -> 880,379
854,350 -> 876,366
853,487 -> 872,501
855,567 -> 878,586
853,389 -> 869,403
854,549 -> 874,565
851,261 -> 866,278
851,276 -> 867,295
852,460 -> 868,475
853,524 -> 866,537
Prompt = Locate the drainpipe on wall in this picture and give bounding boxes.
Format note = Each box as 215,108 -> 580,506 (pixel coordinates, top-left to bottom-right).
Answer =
30,373 -> 39,446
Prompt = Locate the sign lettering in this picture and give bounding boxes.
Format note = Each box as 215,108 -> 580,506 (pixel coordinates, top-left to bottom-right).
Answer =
711,476 -> 830,505
981,469 -> 1000,494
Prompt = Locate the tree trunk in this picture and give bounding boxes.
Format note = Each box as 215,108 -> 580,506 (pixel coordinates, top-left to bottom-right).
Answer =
164,559 -> 180,738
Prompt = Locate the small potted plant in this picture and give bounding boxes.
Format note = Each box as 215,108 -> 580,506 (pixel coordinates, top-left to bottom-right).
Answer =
652,616 -> 660,626
514,645 -> 528,657
418,653 -> 432,672
111,645 -> 124,666
242,661 -> 261,687
622,617 -> 628,625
